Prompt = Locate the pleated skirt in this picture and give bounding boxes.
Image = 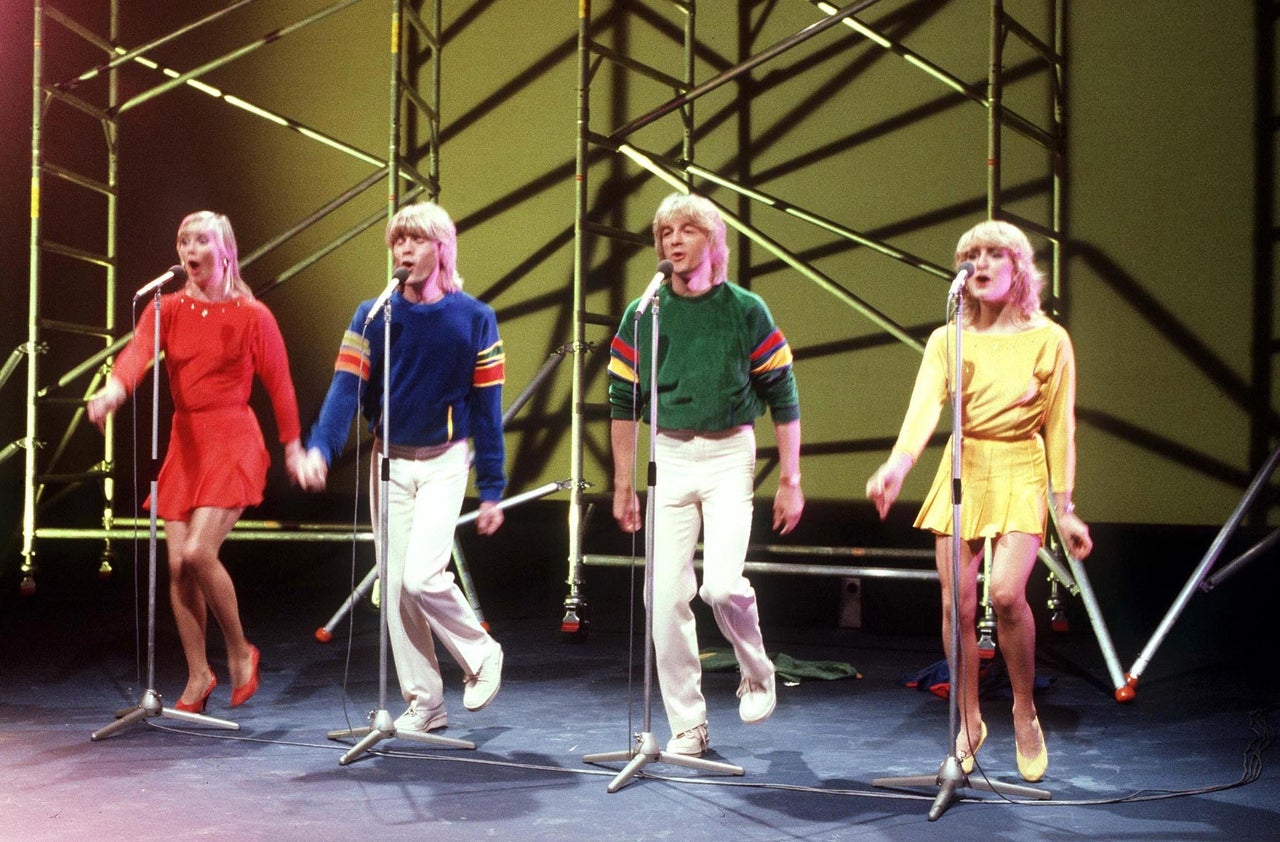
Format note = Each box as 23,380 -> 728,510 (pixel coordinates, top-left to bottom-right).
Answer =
914,435 -> 1048,540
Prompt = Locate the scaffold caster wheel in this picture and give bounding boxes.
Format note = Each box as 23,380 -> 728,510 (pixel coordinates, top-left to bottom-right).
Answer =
560,599 -> 590,643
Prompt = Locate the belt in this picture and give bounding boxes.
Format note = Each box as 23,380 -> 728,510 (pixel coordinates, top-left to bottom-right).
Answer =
374,439 -> 456,460
657,424 -> 752,441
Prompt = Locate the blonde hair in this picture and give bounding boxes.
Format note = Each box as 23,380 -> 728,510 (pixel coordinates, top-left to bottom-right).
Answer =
385,201 -> 462,292
177,211 -> 253,299
953,219 -> 1043,323
651,193 -> 730,285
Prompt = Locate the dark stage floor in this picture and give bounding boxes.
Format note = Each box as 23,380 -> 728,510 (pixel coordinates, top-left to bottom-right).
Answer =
1,526 -> 1278,842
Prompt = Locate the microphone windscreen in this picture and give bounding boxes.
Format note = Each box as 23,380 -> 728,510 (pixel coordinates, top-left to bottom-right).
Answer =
957,261 -> 975,278
392,267 -> 410,283
657,259 -> 674,277
170,265 -> 188,283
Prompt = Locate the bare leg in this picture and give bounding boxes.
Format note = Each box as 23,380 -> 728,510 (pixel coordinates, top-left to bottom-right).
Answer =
989,532 -> 1045,757
166,507 -> 254,693
165,520 -> 214,706
935,534 -> 985,759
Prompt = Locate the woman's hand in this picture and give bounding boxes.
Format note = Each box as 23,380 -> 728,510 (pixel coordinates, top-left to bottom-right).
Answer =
1058,511 -> 1093,559
290,447 -> 329,492
865,451 -> 913,520
86,379 -> 126,433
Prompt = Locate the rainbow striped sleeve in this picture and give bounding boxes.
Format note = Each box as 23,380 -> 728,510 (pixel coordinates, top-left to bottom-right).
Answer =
608,334 -> 639,384
473,340 -> 506,388
334,329 -> 371,380
749,327 -> 793,375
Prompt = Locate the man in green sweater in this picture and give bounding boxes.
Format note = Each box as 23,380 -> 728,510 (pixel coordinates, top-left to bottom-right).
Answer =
608,192 -> 805,757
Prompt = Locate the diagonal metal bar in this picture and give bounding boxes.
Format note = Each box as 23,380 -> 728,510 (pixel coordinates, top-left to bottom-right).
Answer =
618,143 -> 922,352
685,162 -> 952,281
112,0 -> 365,117
609,0 -> 884,140
51,0 -> 262,89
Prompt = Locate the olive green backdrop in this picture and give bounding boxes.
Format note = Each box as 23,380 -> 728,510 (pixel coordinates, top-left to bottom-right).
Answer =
0,0 -> 1265,535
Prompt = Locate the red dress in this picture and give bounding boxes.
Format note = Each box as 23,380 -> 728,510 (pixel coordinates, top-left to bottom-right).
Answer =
113,293 -> 301,521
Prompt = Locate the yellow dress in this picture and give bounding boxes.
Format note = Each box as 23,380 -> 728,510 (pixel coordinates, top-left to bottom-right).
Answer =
890,318 -> 1078,540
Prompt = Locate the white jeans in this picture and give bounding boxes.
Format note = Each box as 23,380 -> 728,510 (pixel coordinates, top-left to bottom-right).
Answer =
651,427 -> 773,736
371,440 -> 494,711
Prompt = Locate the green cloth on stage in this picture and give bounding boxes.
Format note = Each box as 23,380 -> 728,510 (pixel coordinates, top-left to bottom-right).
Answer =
699,649 -> 860,683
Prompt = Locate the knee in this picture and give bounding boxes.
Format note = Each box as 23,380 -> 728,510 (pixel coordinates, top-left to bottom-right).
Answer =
697,578 -> 743,608
401,568 -> 454,600
989,584 -> 1029,618
171,540 -> 216,577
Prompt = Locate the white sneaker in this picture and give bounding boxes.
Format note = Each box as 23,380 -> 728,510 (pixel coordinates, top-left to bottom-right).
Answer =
665,723 -> 709,757
737,672 -> 776,724
463,643 -> 504,711
394,704 -> 448,733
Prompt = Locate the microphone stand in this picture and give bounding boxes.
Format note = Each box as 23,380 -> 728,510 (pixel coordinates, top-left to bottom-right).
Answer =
327,288 -> 474,764
93,288 -> 239,740
583,290 -> 744,791
871,290 -> 1049,817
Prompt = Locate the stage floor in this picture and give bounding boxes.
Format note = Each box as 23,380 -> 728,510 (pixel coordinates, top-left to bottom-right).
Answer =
1,550 -> 1277,842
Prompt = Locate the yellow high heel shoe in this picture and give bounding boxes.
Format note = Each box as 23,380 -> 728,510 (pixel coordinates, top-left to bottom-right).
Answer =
958,720 -> 987,774
1016,717 -> 1048,782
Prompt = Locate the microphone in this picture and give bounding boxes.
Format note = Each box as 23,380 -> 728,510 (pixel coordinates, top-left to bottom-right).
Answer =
947,261 -> 976,300
634,260 -> 675,316
132,265 -> 187,301
365,267 -> 411,326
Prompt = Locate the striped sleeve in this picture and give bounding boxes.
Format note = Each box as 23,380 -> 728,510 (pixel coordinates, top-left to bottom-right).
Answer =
749,327 -> 793,375
745,300 -> 799,423
334,329 -> 371,380
608,334 -> 639,384
473,339 -> 506,388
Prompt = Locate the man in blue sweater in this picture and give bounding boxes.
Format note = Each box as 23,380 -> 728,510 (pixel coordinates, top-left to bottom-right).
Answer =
297,201 -> 506,734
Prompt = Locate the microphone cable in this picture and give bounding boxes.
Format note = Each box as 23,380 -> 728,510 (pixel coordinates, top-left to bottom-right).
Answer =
329,314 -> 381,738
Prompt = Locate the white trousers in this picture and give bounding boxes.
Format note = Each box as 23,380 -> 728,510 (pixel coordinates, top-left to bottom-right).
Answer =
651,427 -> 773,736
371,440 -> 493,711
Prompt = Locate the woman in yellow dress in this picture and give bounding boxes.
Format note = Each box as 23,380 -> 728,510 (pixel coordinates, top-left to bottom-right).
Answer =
865,219 -> 1093,783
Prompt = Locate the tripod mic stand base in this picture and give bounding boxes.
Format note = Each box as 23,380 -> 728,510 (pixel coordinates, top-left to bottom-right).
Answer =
91,688 -> 241,741
584,730 -> 745,793
873,754 -> 1051,820
328,708 -> 476,765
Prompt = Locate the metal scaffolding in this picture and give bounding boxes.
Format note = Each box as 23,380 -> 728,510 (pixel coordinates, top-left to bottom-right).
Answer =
16,0 -> 442,592
16,2 -> 1082,647
565,0 -> 1071,634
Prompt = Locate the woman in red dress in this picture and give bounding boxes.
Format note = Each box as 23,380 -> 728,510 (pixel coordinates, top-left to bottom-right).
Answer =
89,211 -> 304,713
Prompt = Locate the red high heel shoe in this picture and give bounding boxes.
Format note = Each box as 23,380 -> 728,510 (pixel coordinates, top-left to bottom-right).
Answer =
230,644 -> 260,708
173,670 -> 217,713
